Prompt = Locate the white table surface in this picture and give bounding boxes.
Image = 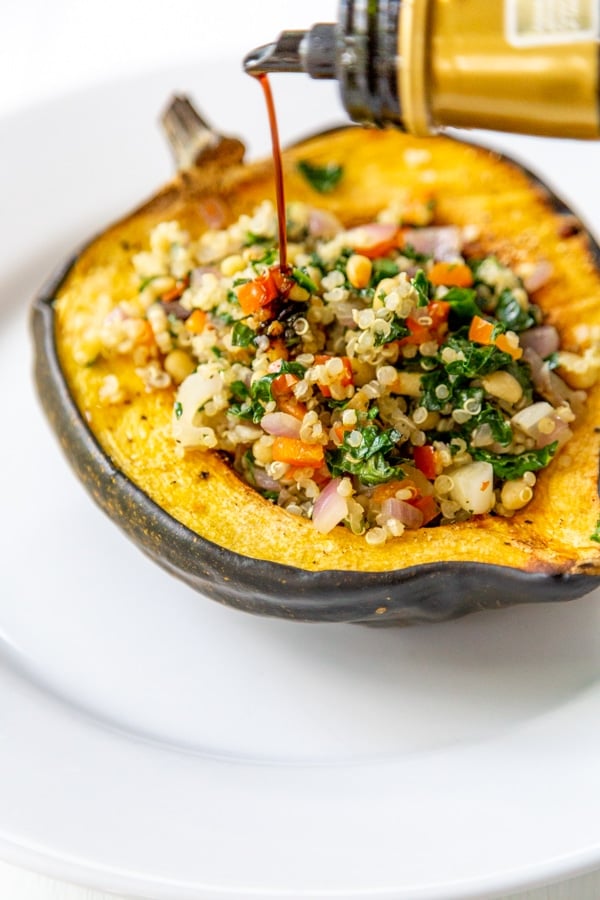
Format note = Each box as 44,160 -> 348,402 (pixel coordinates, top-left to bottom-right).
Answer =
1,2 -> 600,898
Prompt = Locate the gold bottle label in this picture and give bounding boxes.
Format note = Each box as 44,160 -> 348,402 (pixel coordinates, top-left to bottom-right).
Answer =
506,0 -> 598,46
404,0 -> 600,139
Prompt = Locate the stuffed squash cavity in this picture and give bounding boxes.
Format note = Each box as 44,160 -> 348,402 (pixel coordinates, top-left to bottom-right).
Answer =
33,104 -> 600,622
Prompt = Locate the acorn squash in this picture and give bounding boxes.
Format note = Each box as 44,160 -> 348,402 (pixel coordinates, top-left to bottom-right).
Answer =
32,99 -> 600,624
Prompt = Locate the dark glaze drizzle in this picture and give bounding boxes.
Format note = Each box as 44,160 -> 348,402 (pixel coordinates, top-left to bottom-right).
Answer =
256,73 -> 288,273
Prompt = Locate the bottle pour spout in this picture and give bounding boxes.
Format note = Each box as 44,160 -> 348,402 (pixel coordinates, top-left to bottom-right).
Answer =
243,25 -> 337,79
242,5 -> 402,128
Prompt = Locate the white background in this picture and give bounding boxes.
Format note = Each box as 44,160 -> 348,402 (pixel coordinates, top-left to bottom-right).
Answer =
1,2 -> 600,899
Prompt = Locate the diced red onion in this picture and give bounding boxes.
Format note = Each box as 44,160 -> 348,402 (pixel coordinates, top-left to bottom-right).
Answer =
161,300 -> 189,320
198,197 -> 228,229
104,306 -> 127,326
261,412 -> 302,438
519,325 -> 560,358
512,401 -> 573,449
521,260 -> 553,293
312,479 -> 348,533
523,347 -> 551,392
190,266 -> 220,287
402,226 -> 462,260
534,415 -> 572,449
345,223 -> 398,251
511,401 -> 553,437
308,208 -> 342,238
381,498 -> 424,529
334,302 -> 360,328
523,347 -> 585,412
253,468 -> 282,492
172,372 -> 224,448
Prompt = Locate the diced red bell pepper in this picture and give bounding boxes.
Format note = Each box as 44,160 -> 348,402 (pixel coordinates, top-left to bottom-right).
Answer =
413,444 -> 437,480
399,300 -> 450,347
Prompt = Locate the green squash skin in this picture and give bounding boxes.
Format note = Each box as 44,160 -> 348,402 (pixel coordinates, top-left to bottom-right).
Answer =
31,139 -> 600,625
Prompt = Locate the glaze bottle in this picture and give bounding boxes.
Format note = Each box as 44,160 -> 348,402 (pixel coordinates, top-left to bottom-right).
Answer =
244,0 -> 600,139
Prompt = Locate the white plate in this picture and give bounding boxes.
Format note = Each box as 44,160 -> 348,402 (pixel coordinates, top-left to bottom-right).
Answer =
1,62 -> 600,900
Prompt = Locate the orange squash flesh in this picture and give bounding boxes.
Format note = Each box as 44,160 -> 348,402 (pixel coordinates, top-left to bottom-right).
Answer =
52,127 -> 600,578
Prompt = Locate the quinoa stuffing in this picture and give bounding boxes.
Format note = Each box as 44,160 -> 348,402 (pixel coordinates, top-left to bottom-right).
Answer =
89,197 -> 599,543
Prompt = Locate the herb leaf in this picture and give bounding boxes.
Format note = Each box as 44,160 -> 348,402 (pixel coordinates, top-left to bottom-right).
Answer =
291,266 -> 318,294
412,270 -> 431,306
231,321 -> 256,347
297,160 -> 344,194
244,231 -> 274,247
250,247 -> 278,269
138,274 -> 162,293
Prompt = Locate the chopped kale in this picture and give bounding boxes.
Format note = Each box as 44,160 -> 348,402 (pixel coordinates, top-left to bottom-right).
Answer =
233,360 -> 307,420
229,380 -> 250,402
174,401 -> 183,419
472,443 -> 558,479
465,404 -> 513,447
326,425 -> 405,485
420,368 -> 453,412
495,289 -> 536,332
590,517 -> 600,543
443,286 -> 480,320
371,258 -> 400,284
374,315 -> 410,346
506,360 -> 534,405
445,336 -> 514,378
327,449 -> 404,485
454,385 -> 484,412
214,306 -> 237,324
349,426 -> 401,460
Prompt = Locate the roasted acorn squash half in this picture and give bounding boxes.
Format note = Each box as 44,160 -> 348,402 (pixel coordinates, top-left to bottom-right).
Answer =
32,98 -> 600,624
